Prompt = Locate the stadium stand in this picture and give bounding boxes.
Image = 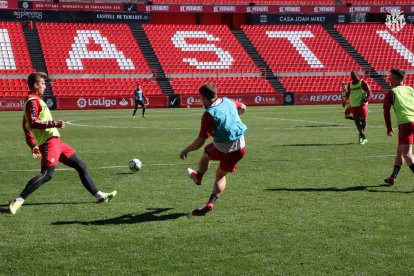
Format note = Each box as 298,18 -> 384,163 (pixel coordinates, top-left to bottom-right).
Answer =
170,76 -> 275,95
280,75 -> 383,94
150,0 -> 334,4
51,78 -> 161,97
343,0 -> 413,5
0,22 -> 32,97
335,24 -> 414,75
36,22 -> 162,97
144,24 -> 276,95
242,25 -> 362,74
241,24 -> 385,94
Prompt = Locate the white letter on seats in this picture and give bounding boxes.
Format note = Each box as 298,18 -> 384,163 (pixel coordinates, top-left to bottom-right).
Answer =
376,30 -> 414,67
66,30 -> 135,70
0,29 -> 17,70
172,31 -> 234,69
266,31 -> 324,68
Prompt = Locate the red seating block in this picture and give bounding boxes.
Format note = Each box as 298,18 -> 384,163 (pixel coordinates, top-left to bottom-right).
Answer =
51,78 -> 162,97
170,76 -> 276,95
242,25 -> 363,74
0,22 -> 32,97
280,75 -> 383,94
37,23 -> 151,75
335,24 -> 414,74
143,24 -> 260,76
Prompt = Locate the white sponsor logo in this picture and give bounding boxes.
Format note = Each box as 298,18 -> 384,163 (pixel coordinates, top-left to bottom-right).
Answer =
45,98 -> 54,108
279,6 -> 300,13
170,97 -> 178,106
284,94 -> 293,104
247,6 -> 268,13
146,5 -> 169,12
309,95 -> 342,102
213,6 -> 236,12
314,6 -> 335,13
22,1 -> 29,9
77,98 -> 87,108
180,5 -> 202,12
186,97 -> 202,105
349,6 -> 371,13
300,95 -> 309,103
255,95 -> 277,104
0,100 -> 24,108
119,98 -> 129,106
385,9 -> 406,33
371,93 -> 385,100
381,6 -> 401,13
0,1 -> 8,9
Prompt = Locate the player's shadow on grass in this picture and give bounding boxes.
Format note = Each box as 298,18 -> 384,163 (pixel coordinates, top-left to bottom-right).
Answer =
265,184 -> 413,193
51,208 -> 187,225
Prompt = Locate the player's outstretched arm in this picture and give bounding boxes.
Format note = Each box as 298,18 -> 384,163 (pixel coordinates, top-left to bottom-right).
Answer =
180,136 -> 207,160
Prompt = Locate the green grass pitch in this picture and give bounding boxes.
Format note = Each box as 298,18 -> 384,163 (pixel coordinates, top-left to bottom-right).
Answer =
1,104 -> 414,275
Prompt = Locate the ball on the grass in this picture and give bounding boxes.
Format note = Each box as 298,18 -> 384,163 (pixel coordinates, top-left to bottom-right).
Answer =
129,158 -> 142,172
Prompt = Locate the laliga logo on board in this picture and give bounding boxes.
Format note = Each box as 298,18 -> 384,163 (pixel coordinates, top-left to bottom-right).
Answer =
186,97 -> 202,105
385,9 -> 406,33
77,98 -> 87,108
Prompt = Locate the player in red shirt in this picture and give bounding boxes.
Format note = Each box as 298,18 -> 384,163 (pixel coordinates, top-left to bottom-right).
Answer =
180,82 -> 247,216
344,71 -> 371,144
9,72 -> 117,215
383,68 -> 414,185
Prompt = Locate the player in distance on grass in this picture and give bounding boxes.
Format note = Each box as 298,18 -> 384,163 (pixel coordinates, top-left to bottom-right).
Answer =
180,82 -> 247,216
344,71 -> 371,144
9,72 -> 117,215
132,82 -> 148,119
383,68 -> 414,186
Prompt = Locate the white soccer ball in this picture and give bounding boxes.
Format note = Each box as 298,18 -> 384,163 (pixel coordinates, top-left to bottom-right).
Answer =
129,158 -> 142,172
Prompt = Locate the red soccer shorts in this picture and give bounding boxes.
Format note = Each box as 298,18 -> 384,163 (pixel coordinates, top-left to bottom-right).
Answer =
398,122 -> 414,145
39,137 -> 76,167
344,106 -> 352,117
204,142 -> 246,172
351,104 -> 368,118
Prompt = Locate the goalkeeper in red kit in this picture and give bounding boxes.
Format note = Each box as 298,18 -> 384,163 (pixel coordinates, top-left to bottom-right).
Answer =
383,68 -> 414,186
8,72 -> 117,215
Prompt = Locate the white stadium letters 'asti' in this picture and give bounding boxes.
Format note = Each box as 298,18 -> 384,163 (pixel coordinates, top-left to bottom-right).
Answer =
266,31 -> 324,69
376,30 -> 414,67
172,31 -> 234,70
0,29 -> 17,70
66,30 -> 135,70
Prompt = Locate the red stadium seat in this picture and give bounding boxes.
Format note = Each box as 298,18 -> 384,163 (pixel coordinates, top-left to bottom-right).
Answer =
0,22 -> 33,97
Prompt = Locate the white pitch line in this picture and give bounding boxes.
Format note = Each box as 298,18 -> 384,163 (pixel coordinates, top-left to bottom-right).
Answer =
0,155 -> 395,174
66,120 -> 192,130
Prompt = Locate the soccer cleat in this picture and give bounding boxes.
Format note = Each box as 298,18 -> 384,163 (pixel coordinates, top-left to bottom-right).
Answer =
360,138 -> 368,145
98,190 -> 117,203
9,199 -> 23,215
186,168 -> 202,185
142,115 -> 148,118
191,202 -> 214,216
384,177 -> 396,186
132,115 -> 136,119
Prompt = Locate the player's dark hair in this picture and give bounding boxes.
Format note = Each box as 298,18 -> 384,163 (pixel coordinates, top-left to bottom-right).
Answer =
27,72 -> 47,90
390,68 -> 405,81
199,82 -> 217,100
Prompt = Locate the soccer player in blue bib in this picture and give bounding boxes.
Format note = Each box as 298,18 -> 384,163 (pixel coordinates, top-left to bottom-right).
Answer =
132,83 -> 148,119
180,82 -> 247,216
